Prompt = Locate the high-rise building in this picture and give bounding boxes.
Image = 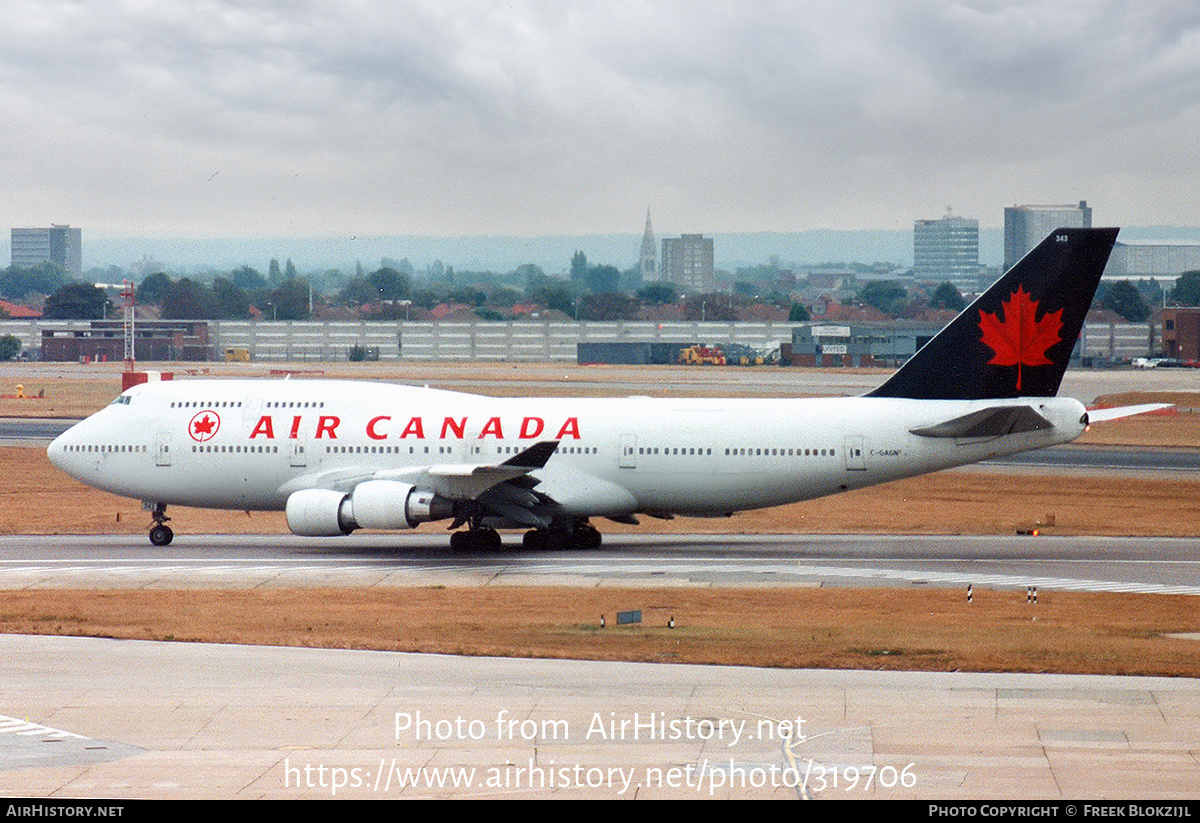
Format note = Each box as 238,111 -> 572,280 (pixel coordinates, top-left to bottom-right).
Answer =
661,234 -> 714,294
11,224 -> 82,278
1004,202 -> 1091,271
913,212 -> 980,292
639,210 -> 657,283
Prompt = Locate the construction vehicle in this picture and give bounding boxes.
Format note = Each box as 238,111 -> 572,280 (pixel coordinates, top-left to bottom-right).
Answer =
723,343 -> 766,365
678,344 -> 726,366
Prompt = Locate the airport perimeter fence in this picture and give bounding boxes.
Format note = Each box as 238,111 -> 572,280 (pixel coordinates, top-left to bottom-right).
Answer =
0,317 -> 1158,364
0,319 -> 798,363
212,320 -> 801,362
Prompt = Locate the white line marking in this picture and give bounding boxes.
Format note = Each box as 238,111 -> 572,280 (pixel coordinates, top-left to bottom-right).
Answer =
0,714 -> 87,740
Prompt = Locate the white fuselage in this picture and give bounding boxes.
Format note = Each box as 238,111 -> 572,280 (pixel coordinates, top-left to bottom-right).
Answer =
47,379 -> 1087,521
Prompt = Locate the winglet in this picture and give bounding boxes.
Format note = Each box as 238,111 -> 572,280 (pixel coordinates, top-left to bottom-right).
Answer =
870,227 -> 1119,400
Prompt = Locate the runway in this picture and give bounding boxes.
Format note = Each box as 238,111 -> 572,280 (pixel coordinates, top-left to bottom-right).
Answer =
0,417 -> 76,443
2,532 -> 1199,595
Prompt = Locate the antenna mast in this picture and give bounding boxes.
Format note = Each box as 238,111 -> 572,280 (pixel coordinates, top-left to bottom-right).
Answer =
121,279 -> 136,372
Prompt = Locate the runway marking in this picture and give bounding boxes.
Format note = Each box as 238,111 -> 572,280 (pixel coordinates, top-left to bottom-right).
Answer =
0,714 -> 87,740
989,460 -> 1200,473
498,561 -> 1200,595
1,558 -> 1198,595
779,563 -> 1200,596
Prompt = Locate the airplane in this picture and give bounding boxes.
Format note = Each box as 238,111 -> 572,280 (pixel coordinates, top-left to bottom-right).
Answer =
47,227 -> 1163,551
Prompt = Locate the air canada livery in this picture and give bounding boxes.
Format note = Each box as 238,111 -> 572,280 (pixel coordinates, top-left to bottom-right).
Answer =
48,228 -> 1158,551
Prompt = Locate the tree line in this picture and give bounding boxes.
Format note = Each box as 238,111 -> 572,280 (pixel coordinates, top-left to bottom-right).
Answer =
5,257 -> 1200,324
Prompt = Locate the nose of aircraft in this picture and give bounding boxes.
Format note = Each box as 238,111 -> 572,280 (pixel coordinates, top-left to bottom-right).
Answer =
47,428 -> 69,472
46,419 -> 83,476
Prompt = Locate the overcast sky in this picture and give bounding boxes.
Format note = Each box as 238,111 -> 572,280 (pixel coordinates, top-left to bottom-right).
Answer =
4,1 -> 1200,242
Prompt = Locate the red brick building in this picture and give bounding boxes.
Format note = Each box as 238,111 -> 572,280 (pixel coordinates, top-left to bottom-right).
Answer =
1161,308 -> 1200,360
41,320 -> 211,362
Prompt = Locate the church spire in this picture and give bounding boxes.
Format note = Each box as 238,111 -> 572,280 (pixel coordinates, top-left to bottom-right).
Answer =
639,209 -> 657,281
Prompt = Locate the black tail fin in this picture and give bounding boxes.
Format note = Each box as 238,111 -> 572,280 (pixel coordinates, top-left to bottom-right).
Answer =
869,227 -> 1118,400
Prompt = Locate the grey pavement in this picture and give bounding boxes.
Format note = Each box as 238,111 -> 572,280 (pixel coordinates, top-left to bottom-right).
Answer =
1,634 -> 1197,799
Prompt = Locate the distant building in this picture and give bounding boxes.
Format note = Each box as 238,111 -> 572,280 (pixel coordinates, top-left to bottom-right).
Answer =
0,298 -> 40,318
788,323 -> 943,367
1004,202 -> 1092,271
661,234 -> 714,294
11,224 -> 82,278
1102,241 -> 1200,284
639,210 -> 657,283
913,212 -> 980,292
40,320 -> 211,362
1161,308 -> 1200,361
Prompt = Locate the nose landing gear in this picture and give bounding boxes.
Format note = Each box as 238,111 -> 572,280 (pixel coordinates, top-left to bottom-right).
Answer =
145,502 -> 173,546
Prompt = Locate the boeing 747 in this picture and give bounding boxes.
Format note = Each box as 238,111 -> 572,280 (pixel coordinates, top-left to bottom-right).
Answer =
48,228 -> 1156,550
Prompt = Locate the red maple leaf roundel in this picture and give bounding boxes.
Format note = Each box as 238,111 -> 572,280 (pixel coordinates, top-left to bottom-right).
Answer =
189,410 -> 220,442
977,286 -> 1063,391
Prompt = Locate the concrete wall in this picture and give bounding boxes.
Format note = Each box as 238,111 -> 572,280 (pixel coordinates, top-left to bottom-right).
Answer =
0,317 -> 1161,363
213,320 -> 800,362
0,319 -> 800,363
1078,321 -> 1158,361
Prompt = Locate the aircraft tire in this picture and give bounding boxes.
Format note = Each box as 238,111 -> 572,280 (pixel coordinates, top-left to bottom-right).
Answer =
575,524 -> 602,550
546,528 -> 573,551
475,527 -> 502,553
149,525 -> 173,546
522,530 -> 548,551
451,528 -> 503,553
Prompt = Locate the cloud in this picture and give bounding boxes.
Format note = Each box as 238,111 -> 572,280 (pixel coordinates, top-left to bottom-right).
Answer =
2,0 -> 1199,241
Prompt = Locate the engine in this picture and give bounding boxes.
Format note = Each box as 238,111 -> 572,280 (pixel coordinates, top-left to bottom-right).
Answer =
285,489 -> 356,536
285,482 -> 452,536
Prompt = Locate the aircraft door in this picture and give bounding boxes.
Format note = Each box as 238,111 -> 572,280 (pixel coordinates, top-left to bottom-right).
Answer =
619,433 -> 637,469
155,432 -> 172,467
843,435 -> 866,471
290,439 -> 307,468
242,397 -> 262,431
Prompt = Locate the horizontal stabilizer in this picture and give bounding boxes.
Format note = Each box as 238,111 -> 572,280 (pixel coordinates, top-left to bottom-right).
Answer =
910,405 -> 1053,439
1087,403 -> 1173,423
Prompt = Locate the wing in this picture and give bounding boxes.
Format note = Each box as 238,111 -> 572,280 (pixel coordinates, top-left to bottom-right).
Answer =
374,440 -> 560,500
284,441 -> 573,532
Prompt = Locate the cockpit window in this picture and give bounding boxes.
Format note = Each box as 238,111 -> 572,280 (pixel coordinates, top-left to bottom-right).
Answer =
110,395 -> 132,406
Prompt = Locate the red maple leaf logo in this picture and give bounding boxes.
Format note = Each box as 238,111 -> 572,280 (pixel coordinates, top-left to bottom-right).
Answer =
978,286 -> 1063,391
189,410 -> 220,442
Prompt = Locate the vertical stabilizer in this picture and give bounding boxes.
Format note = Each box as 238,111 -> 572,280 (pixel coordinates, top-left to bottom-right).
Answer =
869,227 -> 1118,400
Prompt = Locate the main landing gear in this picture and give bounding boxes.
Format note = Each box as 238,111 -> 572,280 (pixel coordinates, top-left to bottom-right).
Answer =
520,521 -> 602,551
145,502 -> 173,546
448,520 -> 603,553
449,527 -> 502,552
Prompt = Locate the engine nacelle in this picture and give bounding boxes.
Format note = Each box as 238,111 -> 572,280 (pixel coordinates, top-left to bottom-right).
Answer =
286,488 -> 357,536
349,480 -> 453,530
